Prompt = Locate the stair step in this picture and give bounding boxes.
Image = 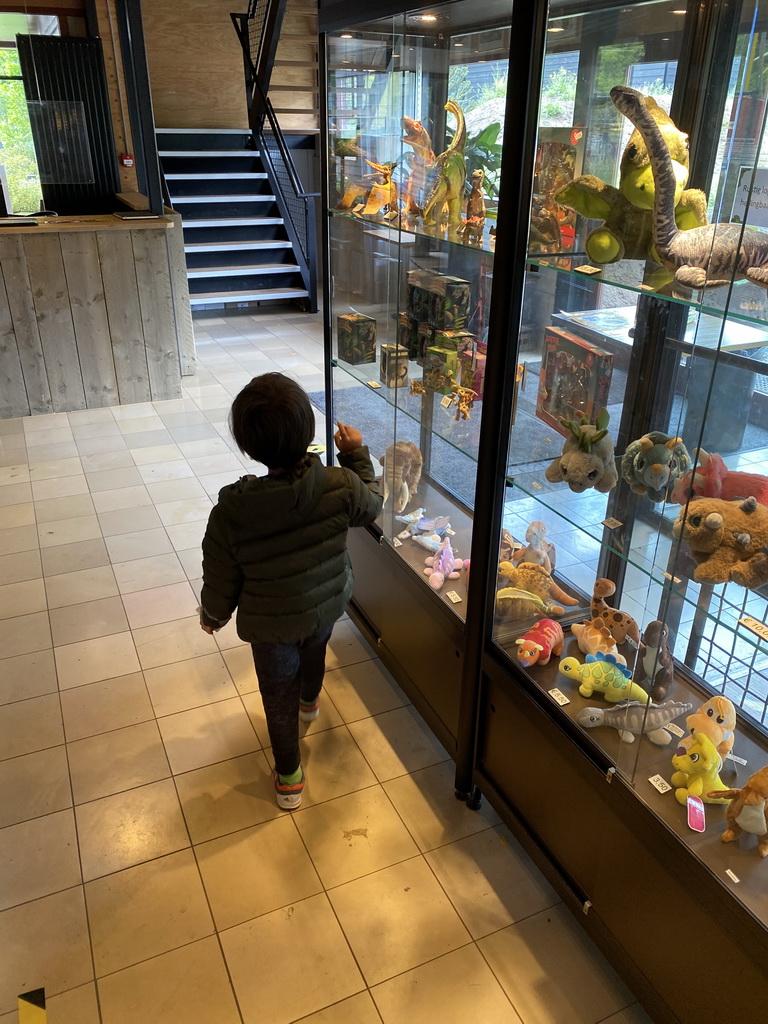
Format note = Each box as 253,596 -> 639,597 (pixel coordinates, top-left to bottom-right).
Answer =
171,194 -> 276,203
272,108 -> 317,115
190,286 -> 309,305
188,264 -> 301,278
165,172 -> 268,180
156,127 -> 250,134
183,217 -> 284,227
185,240 -> 293,253
158,150 -> 259,157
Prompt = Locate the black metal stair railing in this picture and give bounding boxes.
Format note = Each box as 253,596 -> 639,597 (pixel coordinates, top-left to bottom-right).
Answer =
232,5 -> 319,312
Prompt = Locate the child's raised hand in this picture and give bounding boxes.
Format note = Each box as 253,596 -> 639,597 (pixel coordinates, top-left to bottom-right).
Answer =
334,421 -> 363,453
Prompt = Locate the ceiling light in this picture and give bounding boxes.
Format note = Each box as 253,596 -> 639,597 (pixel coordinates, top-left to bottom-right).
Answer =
454,42 -> 463,46
672,8 -> 686,13
340,33 -> 352,38
547,26 -> 565,32
416,14 -> 437,21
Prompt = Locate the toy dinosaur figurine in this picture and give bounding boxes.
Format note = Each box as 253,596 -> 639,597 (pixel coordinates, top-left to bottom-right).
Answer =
611,85 -> 768,291
590,578 -> 640,645
671,495 -> 768,589
460,168 -> 487,245
640,620 -> 674,700
571,619 -> 626,665
670,448 -> 768,506
711,766 -> 768,857
620,432 -> 691,503
422,100 -> 467,236
515,619 -> 565,668
380,441 -> 423,512
556,94 -> 706,265
362,160 -> 400,219
545,409 -> 618,494
511,521 -> 556,573
402,117 -> 435,222
558,652 -> 651,703
424,537 -> 464,591
671,733 -> 730,805
577,700 -> 693,745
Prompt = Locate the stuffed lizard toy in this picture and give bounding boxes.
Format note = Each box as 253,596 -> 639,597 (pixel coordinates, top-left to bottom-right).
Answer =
422,100 -> 466,235
556,93 -> 707,264
611,85 -> 768,290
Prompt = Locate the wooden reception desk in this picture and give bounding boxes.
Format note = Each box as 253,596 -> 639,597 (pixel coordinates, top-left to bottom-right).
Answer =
0,212 -> 195,418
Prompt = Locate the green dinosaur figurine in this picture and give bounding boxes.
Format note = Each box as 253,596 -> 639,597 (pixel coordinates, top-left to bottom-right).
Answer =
422,100 -> 467,237
555,95 -> 707,264
559,652 -> 651,704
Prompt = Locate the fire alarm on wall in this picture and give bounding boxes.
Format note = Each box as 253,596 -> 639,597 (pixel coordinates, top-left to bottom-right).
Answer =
120,153 -> 135,167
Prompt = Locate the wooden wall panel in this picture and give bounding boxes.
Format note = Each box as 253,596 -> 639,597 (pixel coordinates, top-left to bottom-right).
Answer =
59,232 -> 120,408
164,213 -> 196,377
131,230 -> 182,400
96,231 -> 151,406
0,236 -> 52,415
23,235 -> 86,411
95,0 -> 140,194
143,0 -> 248,129
0,264 -> 29,419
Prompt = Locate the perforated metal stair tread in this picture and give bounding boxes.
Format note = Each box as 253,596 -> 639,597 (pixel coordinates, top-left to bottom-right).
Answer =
171,194 -> 277,203
158,150 -> 260,157
182,216 -> 284,227
190,286 -> 309,304
184,240 -> 293,252
156,128 -> 251,134
188,264 -> 301,278
165,172 -> 268,180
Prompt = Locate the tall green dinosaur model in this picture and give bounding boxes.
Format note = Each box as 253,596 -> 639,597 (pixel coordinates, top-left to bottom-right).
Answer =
422,100 -> 466,236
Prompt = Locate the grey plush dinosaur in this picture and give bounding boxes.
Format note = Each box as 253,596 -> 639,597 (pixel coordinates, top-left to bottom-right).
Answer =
610,85 -> 768,290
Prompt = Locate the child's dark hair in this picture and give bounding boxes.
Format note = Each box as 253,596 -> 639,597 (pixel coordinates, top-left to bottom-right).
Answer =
229,373 -> 315,469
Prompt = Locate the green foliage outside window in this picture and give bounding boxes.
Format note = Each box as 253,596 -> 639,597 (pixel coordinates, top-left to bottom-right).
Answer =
0,48 -> 43,214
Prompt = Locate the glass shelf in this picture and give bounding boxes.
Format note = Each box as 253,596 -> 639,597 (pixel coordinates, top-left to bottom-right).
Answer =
329,206 -> 499,257
527,253 -> 768,335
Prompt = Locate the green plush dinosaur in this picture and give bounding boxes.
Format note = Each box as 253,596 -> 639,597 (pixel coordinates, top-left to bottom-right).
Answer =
422,100 -> 466,236
559,652 -> 651,704
555,94 -> 707,264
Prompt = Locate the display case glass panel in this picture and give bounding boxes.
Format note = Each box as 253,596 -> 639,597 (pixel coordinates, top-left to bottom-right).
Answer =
492,0 -> 768,927
326,0 -> 514,619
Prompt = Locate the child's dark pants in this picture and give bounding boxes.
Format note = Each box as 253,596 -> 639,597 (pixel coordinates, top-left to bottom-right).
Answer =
250,624 -> 333,776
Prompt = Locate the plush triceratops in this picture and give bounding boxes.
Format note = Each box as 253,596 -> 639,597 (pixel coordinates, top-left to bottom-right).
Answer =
620,431 -> 691,503
545,409 -> 618,494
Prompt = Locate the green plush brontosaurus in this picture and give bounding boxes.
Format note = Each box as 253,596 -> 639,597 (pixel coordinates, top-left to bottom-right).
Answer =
555,95 -> 707,264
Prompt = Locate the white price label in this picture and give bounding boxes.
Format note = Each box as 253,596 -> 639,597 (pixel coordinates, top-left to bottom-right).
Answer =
446,590 -> 462,604
726,752 -> 748,766
366,380 -> 382,389
726,868 -> 740,884
392,537 -> 402,548
625,635 -> 639,650
532,481 -> 542,489
548,687 -> 570,706
739,615 -> 768,642
648,774 -> 672,794
666,723 -> 685,738
446,528 -> 456,536
602,517 -> 623,530
575,264 -> 602,275
440,395 -> 453,408
663,572 -> 682,584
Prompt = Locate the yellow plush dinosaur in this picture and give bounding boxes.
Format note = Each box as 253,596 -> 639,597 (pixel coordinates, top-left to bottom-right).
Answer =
670,733 -> 730,806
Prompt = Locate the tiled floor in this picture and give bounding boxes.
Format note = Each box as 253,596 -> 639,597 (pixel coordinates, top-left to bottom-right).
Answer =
0,310 -> 653,1024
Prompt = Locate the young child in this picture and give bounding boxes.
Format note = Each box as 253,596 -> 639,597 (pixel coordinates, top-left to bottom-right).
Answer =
198,372 -> 382,810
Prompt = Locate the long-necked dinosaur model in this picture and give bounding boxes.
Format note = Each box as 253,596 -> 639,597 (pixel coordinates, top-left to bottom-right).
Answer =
422,100 -> 467,235
610,85 -> 768,291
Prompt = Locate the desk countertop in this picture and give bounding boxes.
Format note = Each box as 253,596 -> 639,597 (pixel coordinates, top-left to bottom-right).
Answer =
0,214 -> 173,235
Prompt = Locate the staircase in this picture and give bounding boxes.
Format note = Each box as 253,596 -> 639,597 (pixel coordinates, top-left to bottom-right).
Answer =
158,127 -> 309,311
269,0 -> 319,134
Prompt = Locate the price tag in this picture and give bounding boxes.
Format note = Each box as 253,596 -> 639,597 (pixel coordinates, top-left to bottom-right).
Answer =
726,868 -> 740,884
602,517 -> 623,530
575,264 -> 602,275
532,481 -> 542,489
446,590 -> 462,604
666,722 -> 685,738
648,774 -> 672,794
440,395 -> 453,408
663,572 -> 682,584
366,380 -> 382,389
726,752 -> 748,766
392,537 -> 402,548
739,615 -> 768,642
307,444 -> 326,454
548,687 -> 570,706
625,635 -> 639,650
687,795 -> 706,832
446,528 -> 456,536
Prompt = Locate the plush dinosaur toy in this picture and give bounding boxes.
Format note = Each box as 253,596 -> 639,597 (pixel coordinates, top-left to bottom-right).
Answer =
671,732 -> 730,805
546,409 -> 618,494
611,85 -> 768,291
671,495 -> 768,589
711,766 -> 768,857
556,94 -> 707,264
422,100 -> 466,235
620,432 -> 691,503
380,441 -> 423,513
670,449 -> 768,506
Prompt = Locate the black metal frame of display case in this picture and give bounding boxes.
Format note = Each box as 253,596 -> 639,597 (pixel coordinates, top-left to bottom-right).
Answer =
321,0 -> 768,1020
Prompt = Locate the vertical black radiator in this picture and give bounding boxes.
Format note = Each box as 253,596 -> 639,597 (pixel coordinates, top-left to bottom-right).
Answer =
16,35 -> 119,215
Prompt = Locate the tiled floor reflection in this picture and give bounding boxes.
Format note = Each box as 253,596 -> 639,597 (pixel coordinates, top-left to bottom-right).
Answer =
0,310 -> 653,1024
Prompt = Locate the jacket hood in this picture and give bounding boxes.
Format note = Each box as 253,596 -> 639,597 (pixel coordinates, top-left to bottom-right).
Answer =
216,454 -> 328,529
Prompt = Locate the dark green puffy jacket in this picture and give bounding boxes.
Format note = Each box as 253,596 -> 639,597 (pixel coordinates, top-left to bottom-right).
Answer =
199,448 -> 382,643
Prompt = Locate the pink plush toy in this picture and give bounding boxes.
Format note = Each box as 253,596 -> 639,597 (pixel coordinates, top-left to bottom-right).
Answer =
423,537 -> 464,591
671,449 -> 768,506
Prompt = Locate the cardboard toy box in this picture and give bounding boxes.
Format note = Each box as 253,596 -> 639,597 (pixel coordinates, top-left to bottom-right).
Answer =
433,329 -> 474,357
406,269 -> 435,323
423,346 -> 458,394
536,325 -> 613,434
416,323 -> 435,367
458,349 -> 486,399
398,312 -> 420,360
428,275 -> 471,330
380,343 -> 410,388
336,313 -> 376,365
